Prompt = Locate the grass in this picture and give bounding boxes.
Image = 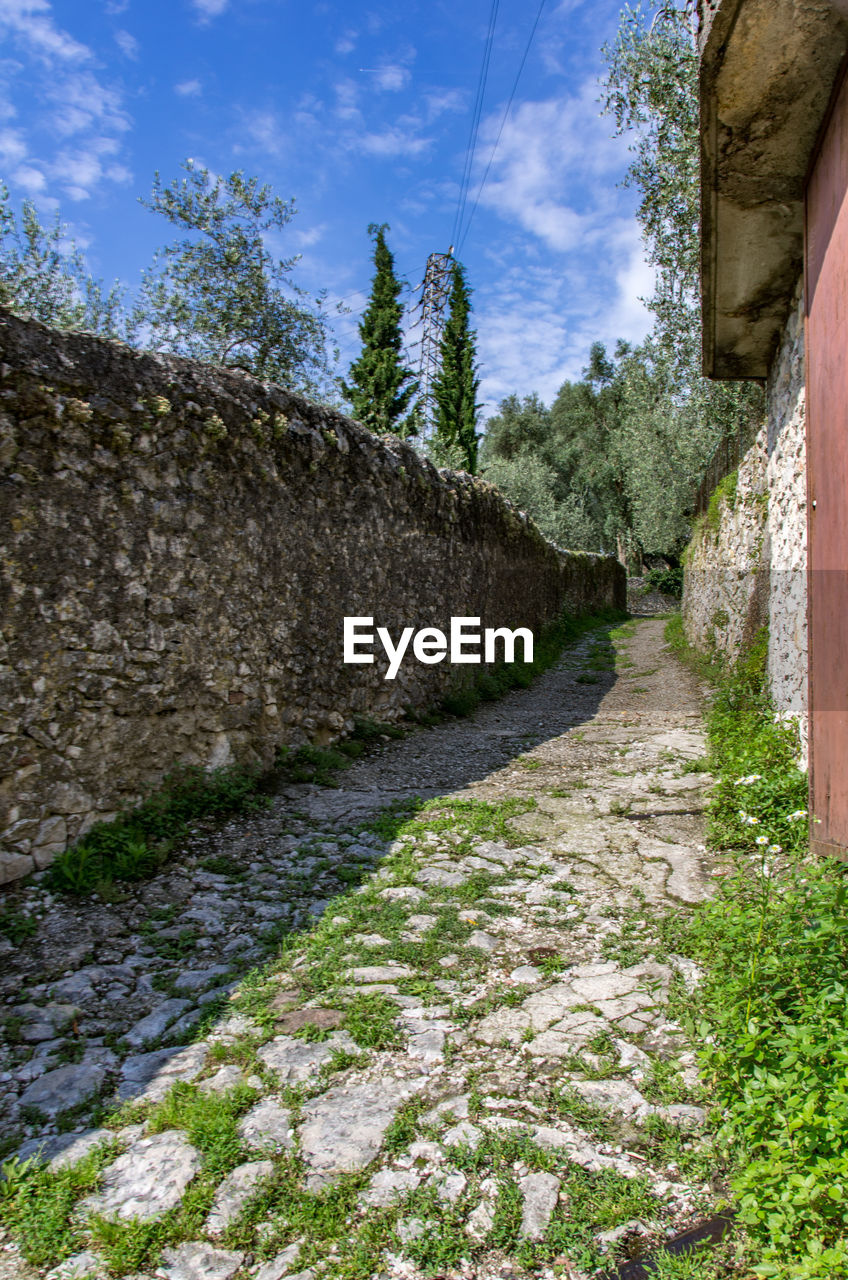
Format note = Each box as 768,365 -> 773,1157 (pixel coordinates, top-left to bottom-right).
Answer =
46,763 -> 269,895
664,617 -> 848,1278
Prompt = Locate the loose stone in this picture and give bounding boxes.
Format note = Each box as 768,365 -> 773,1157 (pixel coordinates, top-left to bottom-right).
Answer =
79,1130 -> 200,1222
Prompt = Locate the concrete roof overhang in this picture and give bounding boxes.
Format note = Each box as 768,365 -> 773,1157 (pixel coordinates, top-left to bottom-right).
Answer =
701,0 -> 848,378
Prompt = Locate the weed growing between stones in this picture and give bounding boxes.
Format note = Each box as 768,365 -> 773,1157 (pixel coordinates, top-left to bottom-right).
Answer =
47,764 -> 269,896
0,1141 -> 117,1265
663,617 -> 848,1278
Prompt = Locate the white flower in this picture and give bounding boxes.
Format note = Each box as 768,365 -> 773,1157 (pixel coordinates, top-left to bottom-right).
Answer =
768,844 -> 782,855
738,810 -> 748,821
745,816 -> 760,826
755,835 -> 769,846
734,774 -> 763,786
787,810 -> 808,822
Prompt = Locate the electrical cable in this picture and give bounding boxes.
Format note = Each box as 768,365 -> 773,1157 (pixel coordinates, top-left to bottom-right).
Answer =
450,0 -> 500,253
457,0 -> 547,253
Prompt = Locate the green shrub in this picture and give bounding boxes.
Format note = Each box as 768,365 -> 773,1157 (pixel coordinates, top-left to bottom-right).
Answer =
644,565 -> 683,597
671,623 -> 848,1276
47,764 -> 266,895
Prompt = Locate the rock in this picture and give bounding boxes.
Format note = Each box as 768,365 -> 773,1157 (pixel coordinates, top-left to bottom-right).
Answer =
157,1241 -> 244,1280
78,1130 -> 200,1222
15,1002 -> 80,1042
432,1169 -> 467,1203
466,1178 -> 498,1242
660,1103 -> 707,1129
46,1250 -> 104,1279
117,1043 -> 207,1102
379,886 -> 427,903
466,930 -> 498,952
360,1166 -> 421,1207
519,1171 -> 560,1239
121,999 -> 191,1049
19,1061 -> 107,1117
442,1121 -> 482,1149
257,1031 -> 356,1083
396,1217 -> 427,1244
347,964 -> 414,983
206,1160 -> 273,1235
405,1020 -> 446,1064
50,1128 -> 115,1171
237,1099 -> 294,1152
198,1065 -> 244,1094
299,1075 -> 426,1187
569,1078 -> 654,1120
15,1127 -> 112,1169
510,965 -> 543,984
421,1094 -> 470,1124
254,1243 -> 302,1280
173,966 -> 230,994
414,867 -> 466,888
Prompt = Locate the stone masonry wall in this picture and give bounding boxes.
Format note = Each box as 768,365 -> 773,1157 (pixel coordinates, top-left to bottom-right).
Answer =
683,279 -> 808,759
0,311 -> 624,884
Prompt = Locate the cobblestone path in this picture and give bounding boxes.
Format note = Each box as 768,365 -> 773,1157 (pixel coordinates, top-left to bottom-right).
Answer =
0,617 -> 720,1280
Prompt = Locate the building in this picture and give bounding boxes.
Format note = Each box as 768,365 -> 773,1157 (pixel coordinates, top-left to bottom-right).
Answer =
688,0 -> 848,854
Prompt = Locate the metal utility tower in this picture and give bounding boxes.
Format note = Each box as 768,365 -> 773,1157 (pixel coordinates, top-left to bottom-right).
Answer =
411,249 -> 454,435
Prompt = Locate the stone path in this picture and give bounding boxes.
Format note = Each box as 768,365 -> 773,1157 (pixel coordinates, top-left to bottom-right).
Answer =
0,617 -> 722,1280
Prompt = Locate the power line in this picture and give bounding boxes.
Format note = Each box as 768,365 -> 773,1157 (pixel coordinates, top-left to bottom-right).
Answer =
450,0 -> 500,253
458,0 -> 547,253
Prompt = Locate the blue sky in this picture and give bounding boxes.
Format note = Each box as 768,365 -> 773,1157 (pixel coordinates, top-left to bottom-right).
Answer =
0,0 -> 653,415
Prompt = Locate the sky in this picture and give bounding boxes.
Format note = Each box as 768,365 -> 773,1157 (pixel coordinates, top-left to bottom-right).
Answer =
0,0 -> 654,416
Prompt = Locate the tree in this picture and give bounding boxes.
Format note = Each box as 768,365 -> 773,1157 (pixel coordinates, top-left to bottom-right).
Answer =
0,183 -> 125,335
134,159 -> 333,396
342,223 -> 418,435
431,263 -> 481,472
601,0 -> 763,550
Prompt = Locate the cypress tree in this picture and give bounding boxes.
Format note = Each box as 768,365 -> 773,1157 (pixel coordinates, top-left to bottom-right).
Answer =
432,262 -> 480,472
342,223 -> 418,435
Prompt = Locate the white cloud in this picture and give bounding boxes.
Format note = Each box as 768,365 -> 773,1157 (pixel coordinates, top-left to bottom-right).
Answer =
470,81 -> 625,254
0,127 -> 27,165
292,223 -> 325,249
357,127 -> 432,158
114,28 -> 139,58
232,109 -> 287,156
11,163 -> 45,193
175,78 -> 202,96
335,30 -> 356,54
191,0 -> 228,18
370,63 -> 410,93
0,0 -> 89,61
333,79 -> 360,122
0,0 -> 131,203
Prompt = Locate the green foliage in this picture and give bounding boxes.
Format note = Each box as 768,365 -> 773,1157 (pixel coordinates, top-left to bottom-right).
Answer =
341,223 -> 418,435
0,1145 -> 116,1266
0,906 -> 38,944
0,183 -> 125,335
706,632 -> 807,854
705,468 -> 739,532
134,160 -> 333,396
644,565 -> 684,597
600,3 -> 763,554
343,993 -> 404,1050
668,626 -> 848,1275
46,764 -> 267,895
431,262 -> 481,472
276,744 -> 351,786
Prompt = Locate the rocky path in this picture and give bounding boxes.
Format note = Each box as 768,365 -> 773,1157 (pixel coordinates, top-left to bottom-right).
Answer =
0,617 -> 722,1280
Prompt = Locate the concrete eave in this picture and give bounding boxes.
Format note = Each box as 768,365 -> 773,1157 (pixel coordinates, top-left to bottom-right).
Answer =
701,0 -> 848,379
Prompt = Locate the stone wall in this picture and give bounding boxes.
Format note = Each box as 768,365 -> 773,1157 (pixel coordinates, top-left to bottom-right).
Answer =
682,279 -> 808,757
0,311 -> 624,884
